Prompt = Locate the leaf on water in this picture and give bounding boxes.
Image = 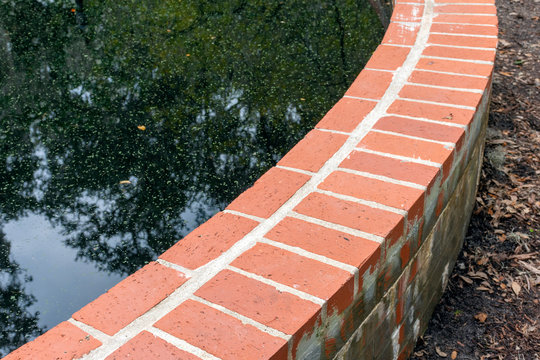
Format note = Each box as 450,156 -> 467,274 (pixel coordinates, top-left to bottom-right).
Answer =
511,281 -> 521,296
119,180 -> 131,184
137,125 -> 146,131
474,312 -> 488,323
435,346 -> 448,357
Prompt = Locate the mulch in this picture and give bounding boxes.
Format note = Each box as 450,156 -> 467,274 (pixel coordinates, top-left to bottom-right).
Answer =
410,0 -> 540,358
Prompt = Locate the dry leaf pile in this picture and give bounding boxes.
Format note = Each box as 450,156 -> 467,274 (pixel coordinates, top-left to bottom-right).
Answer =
411,0 -> 539,358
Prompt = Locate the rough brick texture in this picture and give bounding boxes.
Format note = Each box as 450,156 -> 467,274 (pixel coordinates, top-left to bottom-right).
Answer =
4,0 -> 496,359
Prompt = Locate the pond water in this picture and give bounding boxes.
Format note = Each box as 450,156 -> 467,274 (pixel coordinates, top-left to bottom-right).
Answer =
0,0 -> 383,355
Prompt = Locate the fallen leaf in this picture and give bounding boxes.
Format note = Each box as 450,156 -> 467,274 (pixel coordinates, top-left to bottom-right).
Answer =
459,275 -> 473,285
477,257 -> 489,266
451,350 -> 458,359
511,281 -> 521,296
119,180 -> 131,185
476,286 -> 491,292
137,125 -> 146,131
475,312 -> 488,323
435,346 -> 448,357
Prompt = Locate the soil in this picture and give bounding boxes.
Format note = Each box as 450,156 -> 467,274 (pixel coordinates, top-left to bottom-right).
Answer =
410,0 -> 540,359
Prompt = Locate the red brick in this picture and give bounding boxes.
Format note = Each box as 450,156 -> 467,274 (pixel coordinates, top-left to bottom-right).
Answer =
408,69 -> 489,89
319,170 -> 425,221
433,14 -> 498,26
391,4 -> 424,22
365,45 -> 411,71
435,4 -> 496,14
399,84 -> 483,107
155,300 -> 288,360
294,192 -> 405,245
382,22 -> 420,46
226,167 -> 310,218
423,45 -> 496,62
73,262 -> 188,335
435,0 -> 493,3
277,129 -> 347,172
388,99 -> 475,125
373,116 -> 465,145
358,131 -> 453,165
3,322 -> 101,360
195,270 -> 321,336
340,150 -> 441,188
430,23 -> 498,36
160,212 -> 258,270
265,217 -> 381,271
316,97 -> 377,133
428,34 -> 498,48
105,331 -> 200,360
417,58 -> 493,77
231,243 -> 354,313
345,69 -> 394,100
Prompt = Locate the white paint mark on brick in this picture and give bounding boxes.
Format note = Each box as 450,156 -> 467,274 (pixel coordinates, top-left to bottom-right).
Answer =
259,237 -> 358,275
354,148 -> 443,168
315,128 -> 352,136
370,128 -> 456,147
395,97 -> 477,110
405,81 -> 484,93
226,265 -> 326,306
412,68 -> 488,78
343,94 -> 382,102
336,167 -> 427,190
289,211 -> 385,244
156,259 -> 194,277
315,188 -> 408,216
275,165 -> 316,177
422,54 -> 494,64
191,296 -> 291,341
67,319 -> 110,344
147,327 -> 222,360
383,112 -> 467,129
222,209 -> 264,222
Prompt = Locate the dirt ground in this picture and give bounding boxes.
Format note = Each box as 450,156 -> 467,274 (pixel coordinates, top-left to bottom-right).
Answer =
410,0 -> 540,359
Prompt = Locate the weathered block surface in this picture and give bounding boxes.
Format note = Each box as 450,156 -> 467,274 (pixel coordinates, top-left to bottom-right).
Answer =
3,0 -> 497,358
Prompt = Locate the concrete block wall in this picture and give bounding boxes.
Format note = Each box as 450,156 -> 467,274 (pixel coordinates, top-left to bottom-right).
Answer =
3,0 -> 497,359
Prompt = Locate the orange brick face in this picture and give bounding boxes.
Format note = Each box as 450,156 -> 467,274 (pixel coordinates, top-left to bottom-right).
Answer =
160,212 -> 259,269
105,331 -> 200,360
226,167 -> 311,218
3,322 -> 101,360
73,262 -> 188,335
294,192 -> 405,245
340,150 -> 441,188
265,216 -> 381,271
195,269 -> 322,336
277,129 -> 347,172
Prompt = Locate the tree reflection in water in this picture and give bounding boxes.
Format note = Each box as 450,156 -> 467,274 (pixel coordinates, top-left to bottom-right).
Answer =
0,0 -> 383,354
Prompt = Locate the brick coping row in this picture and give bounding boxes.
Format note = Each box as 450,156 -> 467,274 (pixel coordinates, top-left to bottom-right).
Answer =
4,0 -> 497,359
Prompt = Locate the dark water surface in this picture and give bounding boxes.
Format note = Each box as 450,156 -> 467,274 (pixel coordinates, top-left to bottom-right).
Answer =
0,0 -> 383,355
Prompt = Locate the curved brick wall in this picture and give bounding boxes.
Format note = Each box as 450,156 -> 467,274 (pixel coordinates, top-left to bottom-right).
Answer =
4,0 -> 497,359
